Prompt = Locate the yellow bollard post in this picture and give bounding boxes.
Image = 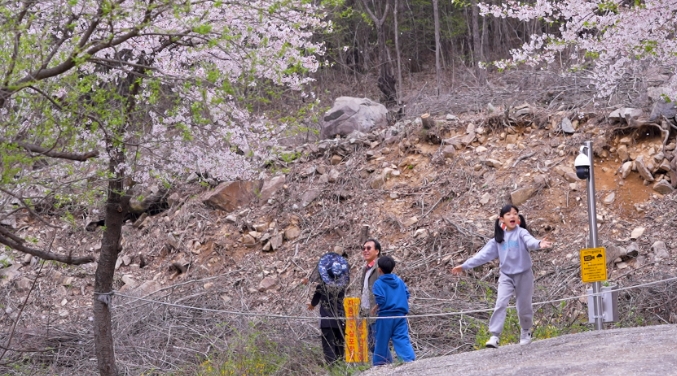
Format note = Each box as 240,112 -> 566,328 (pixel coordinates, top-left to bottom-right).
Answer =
343,297 -> 369,363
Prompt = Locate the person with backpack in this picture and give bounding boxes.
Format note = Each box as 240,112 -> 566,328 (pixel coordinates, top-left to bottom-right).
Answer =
308,252 -> 350,364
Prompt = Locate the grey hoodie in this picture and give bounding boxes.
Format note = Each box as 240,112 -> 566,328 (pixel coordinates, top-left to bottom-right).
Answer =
461,227 -> 541,275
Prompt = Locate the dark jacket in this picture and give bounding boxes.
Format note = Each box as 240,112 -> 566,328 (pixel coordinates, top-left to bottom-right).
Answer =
311,282 -> 346,328
373,274 -> 410,316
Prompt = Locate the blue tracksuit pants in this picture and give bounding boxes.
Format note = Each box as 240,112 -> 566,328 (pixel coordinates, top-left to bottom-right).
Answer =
372,316 -> 415,366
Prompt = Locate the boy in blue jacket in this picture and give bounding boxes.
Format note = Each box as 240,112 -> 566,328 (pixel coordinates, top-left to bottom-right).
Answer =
371,255 -> 416,366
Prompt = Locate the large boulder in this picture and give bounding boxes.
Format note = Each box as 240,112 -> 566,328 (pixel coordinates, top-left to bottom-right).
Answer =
320,97 -> 388,139
202,180 -> 263,212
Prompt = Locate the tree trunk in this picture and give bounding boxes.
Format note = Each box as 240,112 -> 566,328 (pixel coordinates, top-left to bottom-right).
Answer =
394,0 -> 403,104
433,0 -> 441,96
93,153 -> 126,376
470,0 -> 486,84
93,53 -> 147,376
361,0 -> 396,104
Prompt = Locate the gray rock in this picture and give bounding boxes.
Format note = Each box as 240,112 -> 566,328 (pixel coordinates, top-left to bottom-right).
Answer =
510,186 -> 538,206
634,156 -> 654,182
14,277 -> 32,292
560,117 -> 575,134
609,108 -> 643,120
651,241 -> 670,260
621,161 -> 633,178
461,132 -> 476,146
653,180 -> 674,194
630,227 -> 645,240
269,232 -> 283,251
442,137 -> 463,149
259,175 -> 286,202
121,275 -> 137,289
649,98 -> 677,121
300,188 -> 321,207
328,168 -> 340,183
485,159 -> 503,168
283,226 -> 301,240
320,97 -> 388,139
442,145 -> 456,158
202,180 -> 263,212
258,276 -> 278,292
603,192 -> 616,205
617,145 -> 629,162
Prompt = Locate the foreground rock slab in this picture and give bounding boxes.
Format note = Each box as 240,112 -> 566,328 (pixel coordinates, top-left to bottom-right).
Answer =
361,325 -> 677,376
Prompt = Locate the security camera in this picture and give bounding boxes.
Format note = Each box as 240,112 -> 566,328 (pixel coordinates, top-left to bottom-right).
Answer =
574,147 -> 591,180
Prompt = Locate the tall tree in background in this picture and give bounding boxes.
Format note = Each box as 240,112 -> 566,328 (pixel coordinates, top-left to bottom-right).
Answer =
360,0 -> 397,103
470,0 -> 487,84
394,0 -> 403,103
433,0 -> 441,95
480,0 -> 677,97
0,0 -> 327,374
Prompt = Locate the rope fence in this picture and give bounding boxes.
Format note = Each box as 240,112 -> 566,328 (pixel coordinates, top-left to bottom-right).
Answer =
99,275 -> 677,321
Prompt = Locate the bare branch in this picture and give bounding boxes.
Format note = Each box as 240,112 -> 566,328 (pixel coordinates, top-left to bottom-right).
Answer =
2,139 -> 99,161
2,1 -> 30,87
0,227 -> 95,265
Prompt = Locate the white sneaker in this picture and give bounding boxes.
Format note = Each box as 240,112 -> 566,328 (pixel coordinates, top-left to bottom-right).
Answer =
485,335 -> 499,348
520,330 -> 532,345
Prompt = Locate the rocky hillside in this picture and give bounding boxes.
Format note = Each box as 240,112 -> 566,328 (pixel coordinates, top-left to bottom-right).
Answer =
1,102 -> 677,375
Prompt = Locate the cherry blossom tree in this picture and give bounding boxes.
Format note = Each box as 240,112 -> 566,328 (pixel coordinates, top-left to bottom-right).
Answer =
0,0 -> 328,374
480,0 -> 677,98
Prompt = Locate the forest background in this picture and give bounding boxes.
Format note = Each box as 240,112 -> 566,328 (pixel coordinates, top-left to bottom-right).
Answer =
0,0 -> 675,375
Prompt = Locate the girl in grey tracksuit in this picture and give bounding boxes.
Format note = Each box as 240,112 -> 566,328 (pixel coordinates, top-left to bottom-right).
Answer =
451,204 -> 552,348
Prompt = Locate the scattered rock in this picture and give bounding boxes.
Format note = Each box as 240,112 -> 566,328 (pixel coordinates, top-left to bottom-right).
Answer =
402,217 -> 419,227
14,277 -> 32,292
620,161 -> 633,179
603,192 -> 616,205
635,156 -> 654,182
330,155 -> 343,165
260,175 -> 286,202
258,276 -> 278,292
442,145 -> 456,158
284,226 -> 301,240
121,275 -> 137,289
649,97 -> 677,121
560,117 -> 575,134
653,180 -> 674,195
485,159 -> 503,168
510,186 -> 538,206
630,227 -> 645,240
617,145 -> 629,162
651,241 -> 670,260
609,108 -> 643,120
299,166 -> 316,178
328,169 -> 340,183
269,232 -> 283,251
301,188 -> 321,207
203,180 -> 264,212
242,234 -> 256,246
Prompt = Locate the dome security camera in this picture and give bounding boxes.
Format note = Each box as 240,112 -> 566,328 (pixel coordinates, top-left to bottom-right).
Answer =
574,148 -> 591,180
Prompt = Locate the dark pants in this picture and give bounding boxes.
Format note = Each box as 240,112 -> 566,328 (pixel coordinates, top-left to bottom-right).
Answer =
321,327 -> 344,364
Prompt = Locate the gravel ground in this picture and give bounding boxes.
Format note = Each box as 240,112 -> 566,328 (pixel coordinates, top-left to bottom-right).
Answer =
360,325 -> 677,376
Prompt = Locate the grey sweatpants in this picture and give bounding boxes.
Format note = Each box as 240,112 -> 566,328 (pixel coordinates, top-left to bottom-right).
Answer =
489,269 -> 534,336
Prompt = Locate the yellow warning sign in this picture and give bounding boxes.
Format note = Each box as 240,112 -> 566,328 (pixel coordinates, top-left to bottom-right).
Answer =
579,247 -> 607,283
343,297 -> 369,363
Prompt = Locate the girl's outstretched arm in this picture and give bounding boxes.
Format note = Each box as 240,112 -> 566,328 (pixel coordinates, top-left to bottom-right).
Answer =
449,239 -> 498,274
